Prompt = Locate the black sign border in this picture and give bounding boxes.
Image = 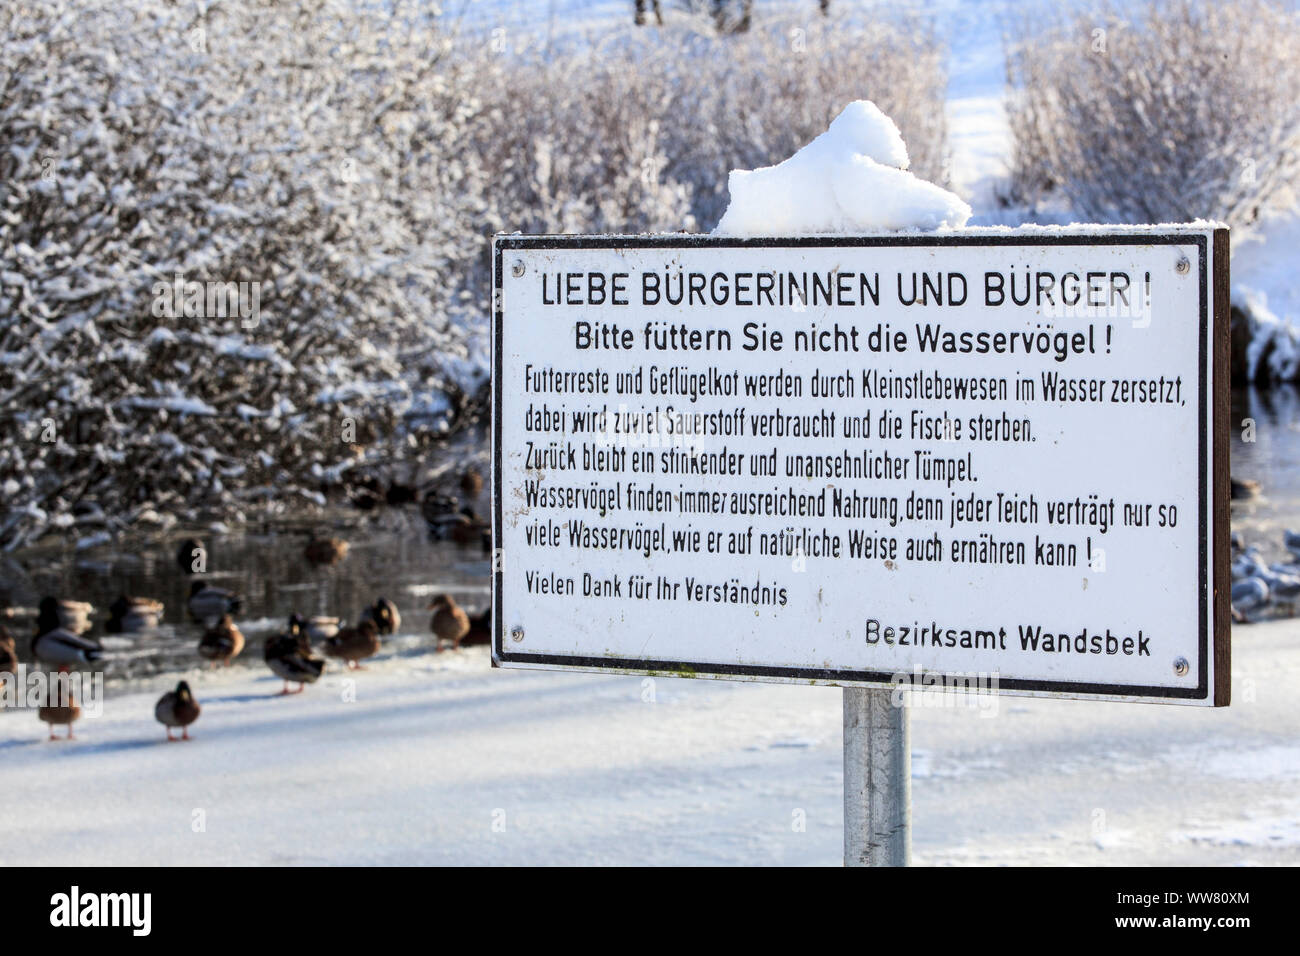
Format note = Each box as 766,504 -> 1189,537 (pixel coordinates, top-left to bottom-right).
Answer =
492,233 -> 1227,704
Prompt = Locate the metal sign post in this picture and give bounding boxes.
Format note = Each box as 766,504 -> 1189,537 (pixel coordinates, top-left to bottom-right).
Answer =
843,686 -> 910,866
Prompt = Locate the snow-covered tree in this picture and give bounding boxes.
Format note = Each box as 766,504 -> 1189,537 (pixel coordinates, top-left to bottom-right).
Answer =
0,0 -> 485,548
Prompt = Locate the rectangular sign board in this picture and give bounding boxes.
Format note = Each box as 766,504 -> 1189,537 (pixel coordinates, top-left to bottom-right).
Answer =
492,229 -> 1230,705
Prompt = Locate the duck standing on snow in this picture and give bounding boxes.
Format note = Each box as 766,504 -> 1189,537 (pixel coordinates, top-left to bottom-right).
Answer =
105,595 -> 165,634
38,690 -> 81,741
155,681 -> 201,741
198,614 -> 245,667
359,597 -> 401,636
304,536 -> 349,566
264,614 -> 325,694
428,594 -> 470,650
32,598 -> 103,670
188,582 -> 242,626
323,620 -> 381,670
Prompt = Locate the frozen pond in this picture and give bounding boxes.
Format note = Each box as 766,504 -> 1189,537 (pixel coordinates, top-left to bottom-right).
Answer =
0,511 -> 490,682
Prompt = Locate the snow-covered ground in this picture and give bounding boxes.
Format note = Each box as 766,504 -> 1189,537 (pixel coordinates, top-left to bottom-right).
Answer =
3,619 -> 1297,866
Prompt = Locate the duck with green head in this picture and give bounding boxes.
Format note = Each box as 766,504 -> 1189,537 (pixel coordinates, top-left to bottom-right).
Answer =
155,681 -> 201,741
264,614 -> 326,694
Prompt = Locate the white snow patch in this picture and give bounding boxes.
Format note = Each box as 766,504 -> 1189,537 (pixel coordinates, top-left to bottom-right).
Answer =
714,101 -> 972,236
946,94 -> 1010,208
1203,745 -> 1300,782
1178,812 -> 1300,849
1093,828 -> 1135,850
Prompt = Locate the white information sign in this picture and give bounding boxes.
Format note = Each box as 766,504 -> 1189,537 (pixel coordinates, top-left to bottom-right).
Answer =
492,230 -> 1230,704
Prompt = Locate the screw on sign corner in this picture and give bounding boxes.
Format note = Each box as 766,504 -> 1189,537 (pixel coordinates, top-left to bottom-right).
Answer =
511,260 -> 525,277
1175,256 -> 1190,275
1173,657 -> 1190,677
511,626 -> 525,643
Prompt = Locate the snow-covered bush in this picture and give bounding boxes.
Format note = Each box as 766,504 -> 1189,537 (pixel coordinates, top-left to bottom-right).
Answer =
1004,0 -> 1300,231
0,0 -> 485,548
464,15 -> 949,239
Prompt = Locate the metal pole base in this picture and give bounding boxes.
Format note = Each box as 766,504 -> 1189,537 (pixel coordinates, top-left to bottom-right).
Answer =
843,685 -> 910,866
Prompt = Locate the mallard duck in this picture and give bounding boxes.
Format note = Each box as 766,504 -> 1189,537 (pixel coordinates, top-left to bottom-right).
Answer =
305,616 -> 340,642
0,624 -> 17,676
359,597 -> 401,636
428,594 -> 470,649
264,614 -> 325,694
155,681 -> 201,741
323,620 -> 381,669
304,536 -> 349,566
32,599 -> 103,670
176,537 -> 206,575
462,607 -> 491,647
188,582 -> 242,625
105,595 -> 165,634
38,597 -> 93,636
39,691 -> 81,741
198,614 -> 245,667
460,468 -> 484,497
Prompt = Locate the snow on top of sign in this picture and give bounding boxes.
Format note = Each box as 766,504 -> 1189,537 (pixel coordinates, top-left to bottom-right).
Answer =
713,101 -> 972,236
